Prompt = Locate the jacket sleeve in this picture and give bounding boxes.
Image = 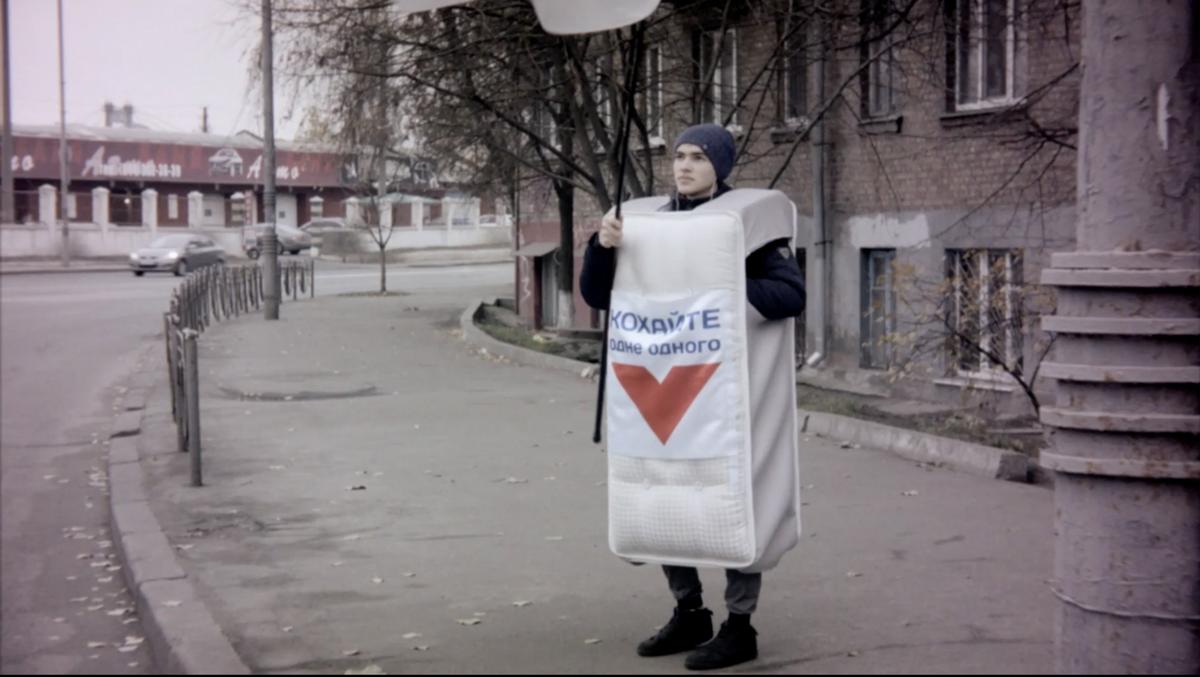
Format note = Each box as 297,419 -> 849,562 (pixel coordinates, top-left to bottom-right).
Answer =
746,238 -> 807,320
579,232 -> 617,311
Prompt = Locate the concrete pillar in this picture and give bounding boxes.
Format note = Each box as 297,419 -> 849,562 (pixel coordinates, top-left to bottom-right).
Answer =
141,188 -> 158,231
92,187 -> 110,230
310,195 -> 324,218
413,199 -> 424,231
345,197 -> 361,226
38,183 -> 56,230
187,191 -> 204,227
1039,2 -> 1199,674
443,198 -> 455,232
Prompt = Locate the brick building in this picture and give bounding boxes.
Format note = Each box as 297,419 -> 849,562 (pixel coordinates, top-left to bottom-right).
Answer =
512,0 -> 1080,416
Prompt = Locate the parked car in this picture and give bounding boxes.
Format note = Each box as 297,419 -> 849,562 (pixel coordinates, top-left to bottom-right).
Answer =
299,217 -> 346,232
242,222 -> 313,259
129,234 -> 225,277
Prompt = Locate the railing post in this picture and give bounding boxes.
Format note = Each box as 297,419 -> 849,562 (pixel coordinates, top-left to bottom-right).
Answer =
183,328 -> 202,487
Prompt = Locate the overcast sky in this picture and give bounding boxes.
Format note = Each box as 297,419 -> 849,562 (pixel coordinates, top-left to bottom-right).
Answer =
10,0 -> 303,138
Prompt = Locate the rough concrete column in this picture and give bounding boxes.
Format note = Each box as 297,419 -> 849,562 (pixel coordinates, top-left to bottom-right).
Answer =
38,183 -> 56,230
141,189 -> 158,231
187,191 -> 203,227
443,198 -> 454,232
470,197 -> 481,229
309,195 -> 324,218
345,197 -> 361,226
92,187 -> 110,230
413,200 -> 424,231
1039,1 -> 1199,673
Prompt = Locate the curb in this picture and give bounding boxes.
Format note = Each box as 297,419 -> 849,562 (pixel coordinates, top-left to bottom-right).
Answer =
107,347 -> 251,675
459,299 -> 597,378
457,301 -> 1031,485
798,409 -> 1031,483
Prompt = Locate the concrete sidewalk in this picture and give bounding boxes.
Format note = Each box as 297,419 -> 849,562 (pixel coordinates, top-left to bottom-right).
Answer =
134,291 -> 1055,674
0,258 -> 131,274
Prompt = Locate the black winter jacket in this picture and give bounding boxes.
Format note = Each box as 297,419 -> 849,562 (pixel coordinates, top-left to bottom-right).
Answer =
580,190 -> 807,320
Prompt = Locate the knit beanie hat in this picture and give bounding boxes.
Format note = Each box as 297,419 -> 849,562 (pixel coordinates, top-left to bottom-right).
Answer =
673,124 -> 736,183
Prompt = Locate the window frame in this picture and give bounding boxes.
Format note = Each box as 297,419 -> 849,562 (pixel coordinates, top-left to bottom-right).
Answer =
697,27 -> 739,126
860,248 -> 897,370
953,0 -> 1018,111
947,248 -> 1024,378
861,0 -> 898,119
781,22 -> 808,126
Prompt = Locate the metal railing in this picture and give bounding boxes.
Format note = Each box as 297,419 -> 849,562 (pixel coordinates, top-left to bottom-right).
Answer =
164,259 -> 315,485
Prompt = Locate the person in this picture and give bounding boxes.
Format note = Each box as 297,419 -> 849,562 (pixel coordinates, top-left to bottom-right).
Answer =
580,123 -> 806,671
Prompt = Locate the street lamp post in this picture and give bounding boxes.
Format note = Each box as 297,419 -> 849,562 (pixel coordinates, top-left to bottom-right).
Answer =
261,0 -> 279,319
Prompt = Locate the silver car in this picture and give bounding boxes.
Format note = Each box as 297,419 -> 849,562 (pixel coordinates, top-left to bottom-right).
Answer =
243,222 -> 313,259
129,234 -> 225,277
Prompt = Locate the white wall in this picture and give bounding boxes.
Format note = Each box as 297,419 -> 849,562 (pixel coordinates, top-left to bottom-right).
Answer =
1,224 -> 245,258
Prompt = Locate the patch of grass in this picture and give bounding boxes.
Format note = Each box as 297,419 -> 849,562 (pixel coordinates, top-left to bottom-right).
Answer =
796,385 -> 1044,455
337,291 -> 410,297
476,317 -> 568,356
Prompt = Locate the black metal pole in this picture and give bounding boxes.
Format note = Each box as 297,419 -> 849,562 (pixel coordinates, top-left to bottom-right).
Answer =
594,22 -> 646,445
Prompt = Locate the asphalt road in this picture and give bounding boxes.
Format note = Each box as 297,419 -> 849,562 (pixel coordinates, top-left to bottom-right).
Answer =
0,260 -> 511,673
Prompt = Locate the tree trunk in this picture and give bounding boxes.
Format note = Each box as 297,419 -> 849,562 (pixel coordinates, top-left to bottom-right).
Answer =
379,244 -> 387,294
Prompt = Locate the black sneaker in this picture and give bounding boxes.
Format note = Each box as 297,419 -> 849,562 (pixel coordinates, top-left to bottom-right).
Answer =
684,620 -> 758,671
636,607 -> 714,657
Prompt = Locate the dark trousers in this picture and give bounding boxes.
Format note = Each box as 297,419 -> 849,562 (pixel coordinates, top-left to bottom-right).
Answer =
663,565 -> 762,615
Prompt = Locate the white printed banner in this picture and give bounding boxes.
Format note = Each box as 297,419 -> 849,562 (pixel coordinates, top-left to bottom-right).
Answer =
606,289 -> 742,460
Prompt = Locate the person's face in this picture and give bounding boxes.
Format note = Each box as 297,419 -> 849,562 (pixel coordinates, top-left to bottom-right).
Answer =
673,143 -> 717,198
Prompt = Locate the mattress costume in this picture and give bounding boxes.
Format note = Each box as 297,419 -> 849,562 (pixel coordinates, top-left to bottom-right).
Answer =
604,188 -> 801,574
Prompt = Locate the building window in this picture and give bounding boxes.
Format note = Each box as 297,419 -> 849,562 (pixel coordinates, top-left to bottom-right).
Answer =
167,194 -> 179,220
697,28 -> 738,126
953,0 -> 1017,110
781,24 -> 807,124
862,0 -> 897,118
592,53 -> 615,151
412,161 -> 433,185
860,249 -> 897,369
643,45 -> 665,143
947,249 -> 1024,376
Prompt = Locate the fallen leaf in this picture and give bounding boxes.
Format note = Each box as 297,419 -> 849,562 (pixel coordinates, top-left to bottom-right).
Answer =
53,617 -> 65,623
401,632 -> 422,640
117,645 -> 138,653
332,561 -> 345,568
846,571 -> 863,578
413,645 -> 429,652
902,490 -> 919,497
124,636 -> 144,646
87,605 -> 104,611
455,618 -> 482,626
839,441 -> 852,449
343,534 -> 361,542
344,665 -> 385,675
504,477 -> 528,484
86,641 -> 108,649
848,650 -> 860,657
106,608 -> 130,616
98,577 -> 114,584
162,600 -> 182,608
175,544 -> 194,551
282,626 -> 294,633
342,649 -> 361,656
348,485 -> 367,491
584,638 -> 603,645
372,577 -> 384,585
402,572 -> 416,578
70,596 -> 89,603
512,600 -> 532,608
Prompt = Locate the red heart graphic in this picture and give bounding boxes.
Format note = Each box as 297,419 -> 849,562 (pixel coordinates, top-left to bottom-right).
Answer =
611,362 -> 721,444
